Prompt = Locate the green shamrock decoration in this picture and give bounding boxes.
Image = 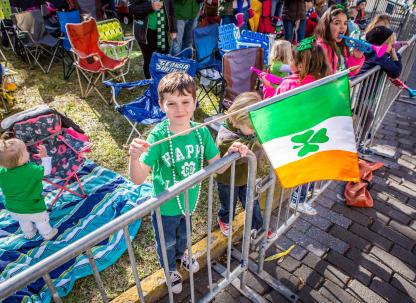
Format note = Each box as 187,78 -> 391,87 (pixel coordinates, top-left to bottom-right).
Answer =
291,128 -> 329,157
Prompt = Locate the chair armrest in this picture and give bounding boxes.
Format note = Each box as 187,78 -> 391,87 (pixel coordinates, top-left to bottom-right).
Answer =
100,40 -> 130,46
123,36 -> 136,43
103,79 -> 153,97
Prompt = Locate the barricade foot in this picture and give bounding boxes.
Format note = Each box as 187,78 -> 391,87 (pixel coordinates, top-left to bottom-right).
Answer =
231,248 -> 299,303
211,262 -> 268,303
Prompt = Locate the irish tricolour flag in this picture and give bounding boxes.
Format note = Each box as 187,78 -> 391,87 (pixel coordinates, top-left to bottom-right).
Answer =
249,74 -> 360,188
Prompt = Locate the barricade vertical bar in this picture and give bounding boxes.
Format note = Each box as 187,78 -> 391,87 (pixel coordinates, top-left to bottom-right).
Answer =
123,226 -> 145,303
274,188 -> 285,231
184,190 -> 195,303
227,161 -> 236,281
362,73 -> 387,145
285,188 -> 294,224
155,208 -> 174,303
85,248 -> 109,303
43,273 -> 62,303
239,153 -> 257,289
206,175 -> 214,293
257,172 -> 276,274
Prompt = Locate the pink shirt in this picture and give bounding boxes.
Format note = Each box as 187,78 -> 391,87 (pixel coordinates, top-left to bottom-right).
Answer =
263,74 -> 317,98
317,38 -> 364,77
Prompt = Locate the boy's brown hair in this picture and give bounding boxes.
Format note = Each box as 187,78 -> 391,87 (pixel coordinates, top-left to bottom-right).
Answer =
228,92 -> 262,127
0,138 -> 25,169
292,44 -> 331,81
157,72 -> 197,105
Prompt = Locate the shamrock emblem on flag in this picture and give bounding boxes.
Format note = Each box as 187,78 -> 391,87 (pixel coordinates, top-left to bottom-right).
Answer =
291,128 -> 329,157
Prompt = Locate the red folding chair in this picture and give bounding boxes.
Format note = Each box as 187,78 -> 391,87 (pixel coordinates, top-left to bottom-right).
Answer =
3,105 -> 90,209
66,18 -> 128,104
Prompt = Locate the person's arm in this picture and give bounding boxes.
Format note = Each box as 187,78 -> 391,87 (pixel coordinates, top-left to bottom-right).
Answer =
379,52 -> 402,79
129,0 -> 155,16
166,0 -> 177,33
36,145 -> 52,176
209,142 -> 249,174
129,138 -> 152,184
346,48 -> 365,77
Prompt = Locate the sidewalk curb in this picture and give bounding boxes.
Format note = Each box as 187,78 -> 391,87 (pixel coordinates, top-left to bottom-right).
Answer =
111,212 -> 246,303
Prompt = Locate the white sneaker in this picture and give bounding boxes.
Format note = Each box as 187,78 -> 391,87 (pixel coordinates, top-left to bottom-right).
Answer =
181,255 -> 200,273
168,270 -> 182,294
42,228 -> 58,241
289,202 -> 317,216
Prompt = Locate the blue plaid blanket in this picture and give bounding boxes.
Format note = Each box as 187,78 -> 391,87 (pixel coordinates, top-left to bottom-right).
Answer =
0,160 -> 152,303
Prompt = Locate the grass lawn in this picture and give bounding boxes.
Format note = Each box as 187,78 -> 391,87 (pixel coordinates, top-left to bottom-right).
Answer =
1,42 -> 226,302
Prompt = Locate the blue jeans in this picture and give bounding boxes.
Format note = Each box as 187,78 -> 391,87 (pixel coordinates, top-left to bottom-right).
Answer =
291,183 -> 315,204
217,182 -> 263,231
151,212 -> 189,272
283,19 -> 306,43
272,0 -> 282,17
170,18 -> 198,56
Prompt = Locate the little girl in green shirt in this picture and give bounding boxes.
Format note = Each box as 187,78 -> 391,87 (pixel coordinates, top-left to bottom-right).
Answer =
0,138 -> 58,240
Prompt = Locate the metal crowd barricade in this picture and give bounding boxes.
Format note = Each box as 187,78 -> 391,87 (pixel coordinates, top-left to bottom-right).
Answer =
352,35 -> 416,152
0,151 -> 259,303
366,0 -> 410,33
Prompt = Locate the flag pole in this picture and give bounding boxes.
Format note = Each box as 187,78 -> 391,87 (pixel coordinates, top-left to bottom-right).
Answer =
147,68 -> 353,148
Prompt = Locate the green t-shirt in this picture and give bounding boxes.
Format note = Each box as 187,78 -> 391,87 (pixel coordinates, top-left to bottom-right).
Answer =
174,0 -> 201,20
0,162 -> 46,214
140,119 -> 219,216
269,60 -> 287,78
148,11 -> 158,30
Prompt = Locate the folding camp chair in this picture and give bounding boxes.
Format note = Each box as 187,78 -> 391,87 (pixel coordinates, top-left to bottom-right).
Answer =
66,18 -> 128,104
57,10 -> 81,80
221,47 -> 263,111
96,18 -> 137,74
0,0 -> 14,52
104,52 -> 197,144
2,105 -> 91,209
11,10 -> 61,74
193,23 -> 223,113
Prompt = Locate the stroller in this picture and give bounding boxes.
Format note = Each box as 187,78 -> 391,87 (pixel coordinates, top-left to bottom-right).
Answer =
1,105 -> 91,209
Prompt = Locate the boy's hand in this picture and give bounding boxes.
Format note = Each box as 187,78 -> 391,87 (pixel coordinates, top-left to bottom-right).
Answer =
36,145 -> 48,158
227,142 -> 248,157
129,138 -> 150,160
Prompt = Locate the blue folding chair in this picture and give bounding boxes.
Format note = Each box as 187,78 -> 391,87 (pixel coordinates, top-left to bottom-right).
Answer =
193,24 -> 223,113
104,52 -> 197,143
57,10 -> 81,79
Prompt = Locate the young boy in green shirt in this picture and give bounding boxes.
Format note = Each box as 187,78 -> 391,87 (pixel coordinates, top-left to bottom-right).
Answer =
0,138 -> 58,240
129,72 -> 247,294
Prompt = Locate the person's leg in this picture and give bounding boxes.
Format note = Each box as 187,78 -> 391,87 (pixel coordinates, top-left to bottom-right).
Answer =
283,19 -> 294,42
297,19 -> 306,43
136,28 -> 158,79
221,15 -> 235,25
9,212 -> 37,239
239,185 -> 263,231
33,212 -> 57,240
151,212 -> 179,272
176,215 -> 199,272
217,182 -> 238,224
182,17 -> 198,50
240,6 -> 250,30
170,19 -> 186,56
274,0 -> 283,17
